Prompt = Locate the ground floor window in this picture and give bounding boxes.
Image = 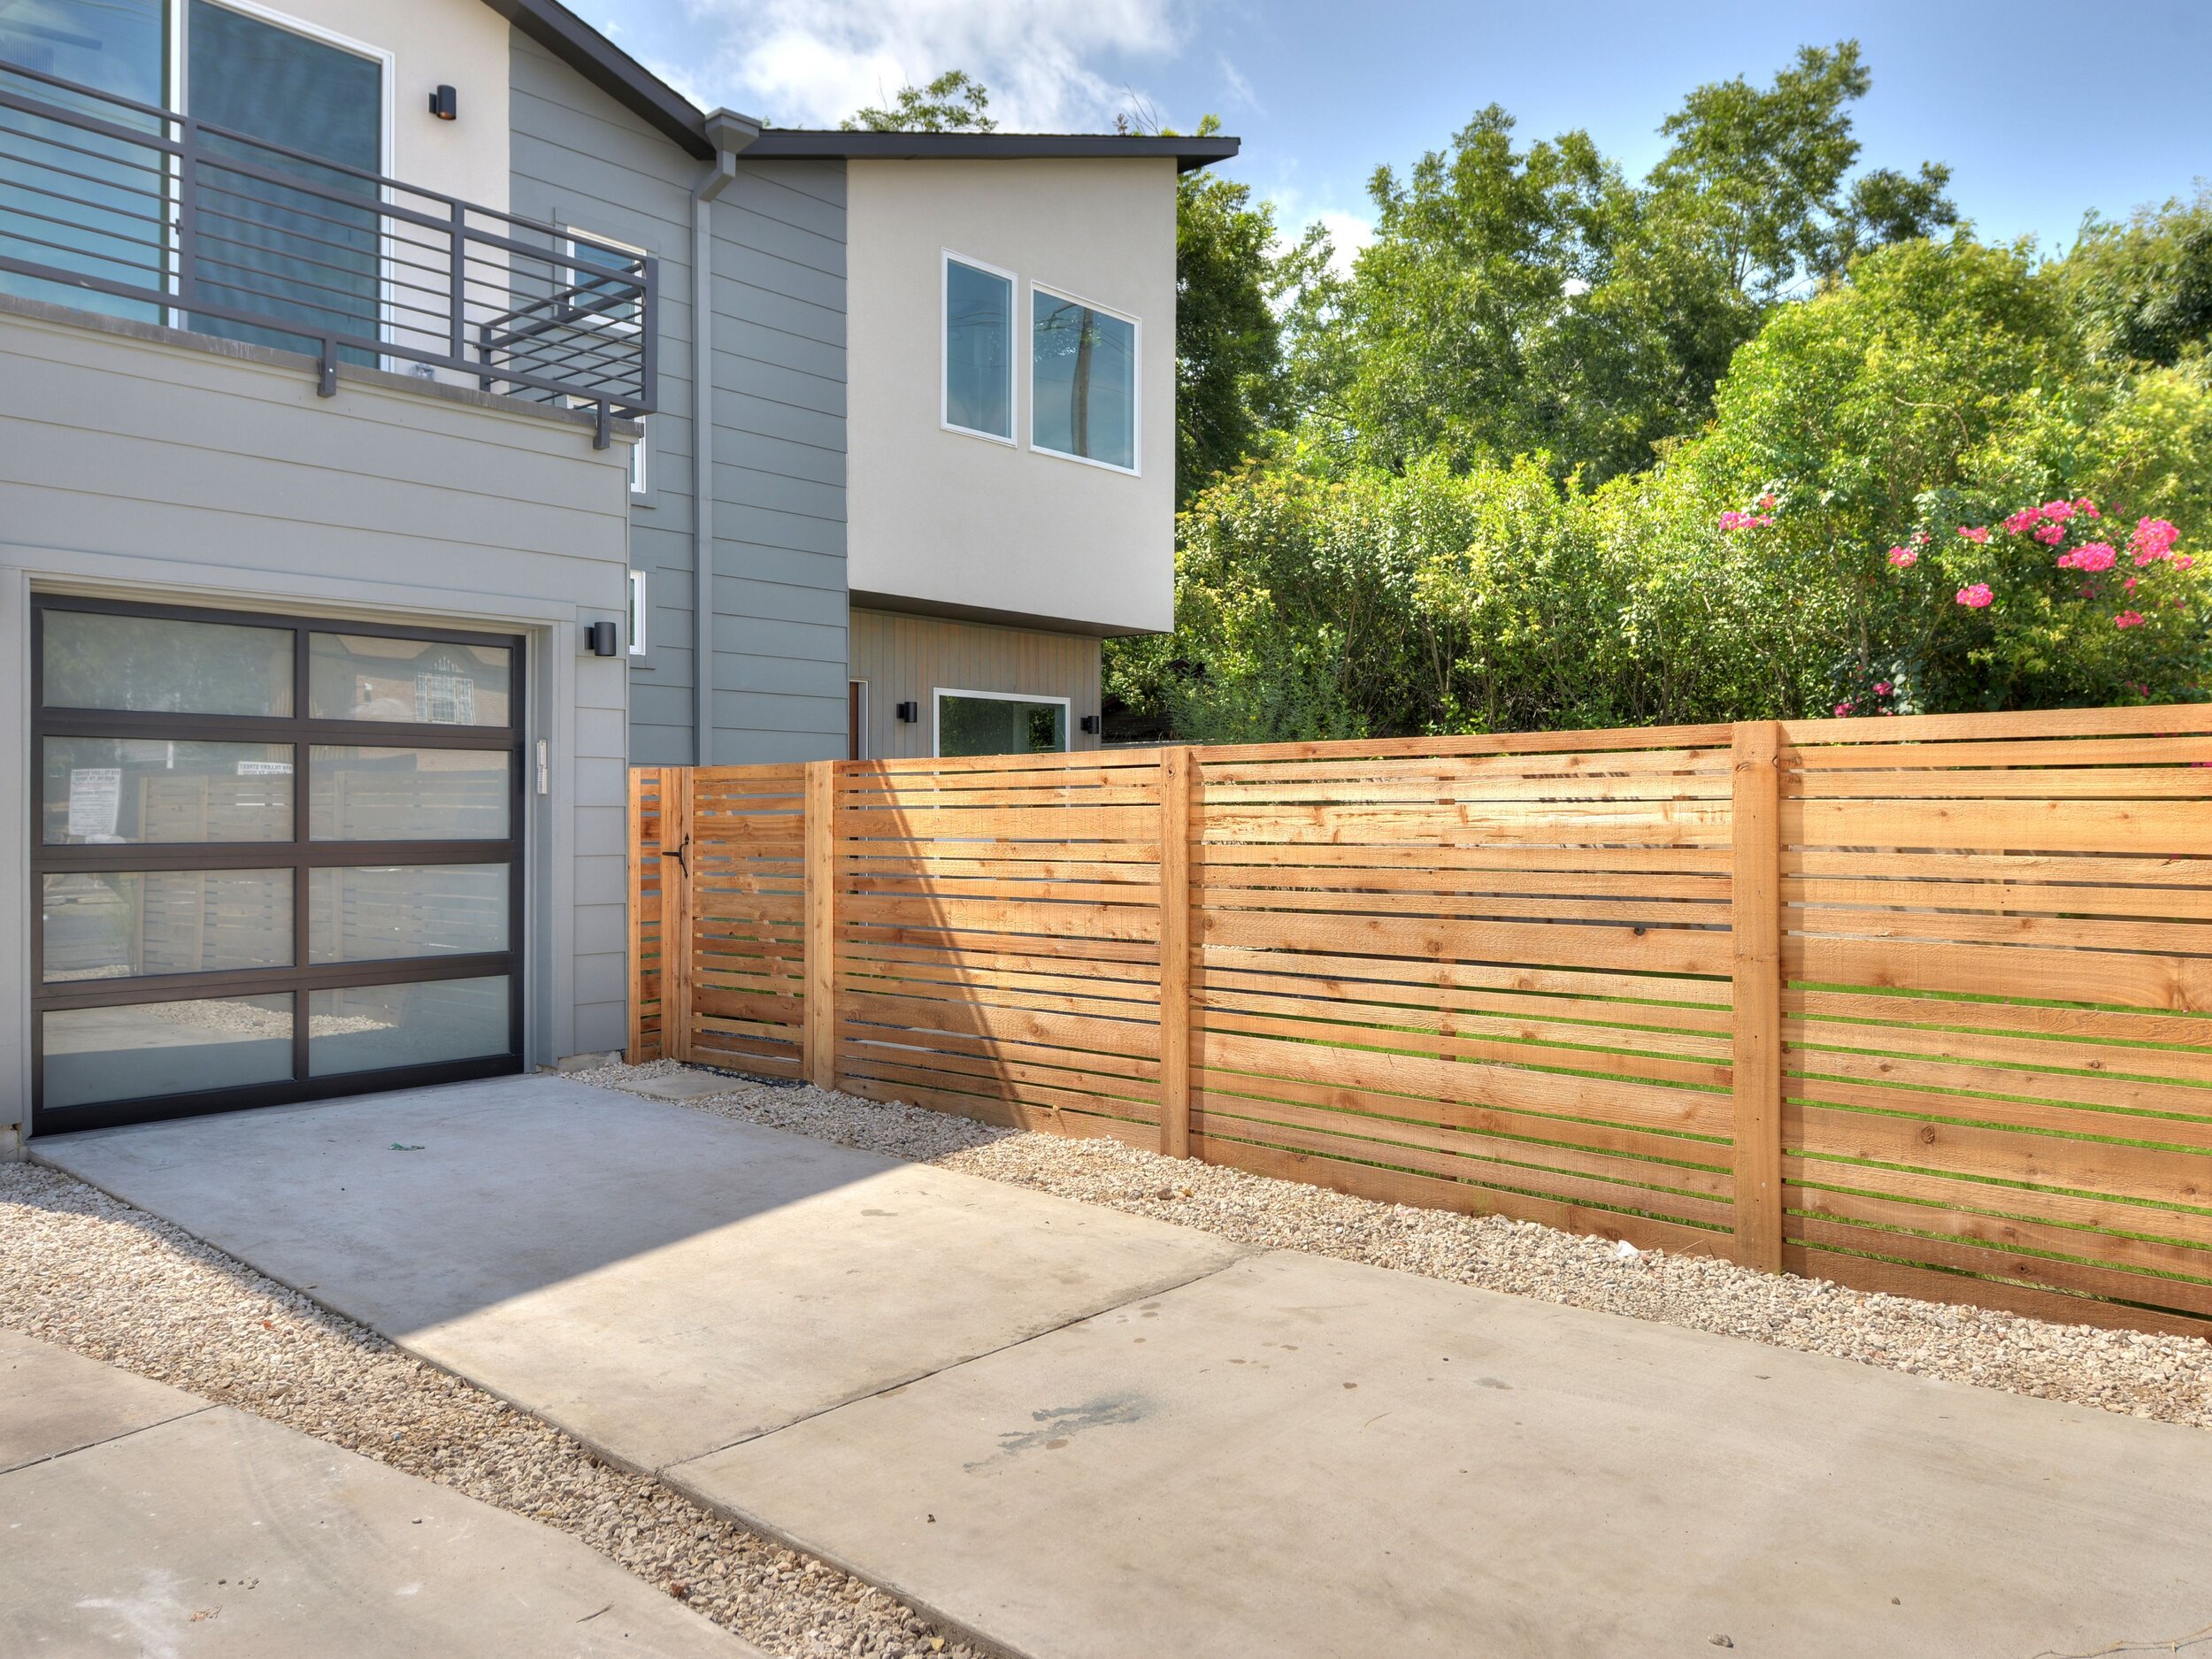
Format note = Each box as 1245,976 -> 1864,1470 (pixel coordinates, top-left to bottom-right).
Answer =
30,595 -> 525,1133
933,689 -> 1070,757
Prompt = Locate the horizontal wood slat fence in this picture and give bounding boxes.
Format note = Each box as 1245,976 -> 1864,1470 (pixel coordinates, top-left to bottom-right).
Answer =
627,704 -> 2212,1338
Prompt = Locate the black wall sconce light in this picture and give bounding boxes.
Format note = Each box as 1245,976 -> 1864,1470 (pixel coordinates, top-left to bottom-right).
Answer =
429,84 -> 458,120
584,620 -> 618,657
895,700 -> 920,723
1079,714 -> 1102,735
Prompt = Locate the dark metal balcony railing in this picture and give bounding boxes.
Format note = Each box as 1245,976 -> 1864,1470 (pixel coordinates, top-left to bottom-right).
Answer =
0,58 -> 656,437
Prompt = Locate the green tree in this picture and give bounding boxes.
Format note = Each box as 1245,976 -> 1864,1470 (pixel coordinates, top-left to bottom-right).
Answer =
1820,163 -> 1961,279
1289,106 -> 1646,475
2064,187 -> 2212,366
1172,115 -> 1286,506
841,70 -> 995,133
1282,42 -> 1957,482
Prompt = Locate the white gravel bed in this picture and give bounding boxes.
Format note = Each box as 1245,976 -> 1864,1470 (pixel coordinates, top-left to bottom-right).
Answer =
0,1162 -> 979,1659
580,1058 -> 2212,1432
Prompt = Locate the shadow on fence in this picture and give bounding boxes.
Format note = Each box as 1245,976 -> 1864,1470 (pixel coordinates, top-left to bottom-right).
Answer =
629,704 -> 2212,1339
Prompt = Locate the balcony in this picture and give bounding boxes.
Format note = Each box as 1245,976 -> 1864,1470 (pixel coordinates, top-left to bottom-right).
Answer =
0,58 -> 656,435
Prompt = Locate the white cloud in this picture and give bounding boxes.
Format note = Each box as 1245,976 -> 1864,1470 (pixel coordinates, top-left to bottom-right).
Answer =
1216,53 -> 1260,115
677,0 -> 1185,131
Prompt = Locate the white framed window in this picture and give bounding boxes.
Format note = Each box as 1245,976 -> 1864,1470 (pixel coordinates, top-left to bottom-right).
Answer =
933,688 -> 1070,758
941,250 -> 1016,444
171,0 -> 397,356
173,1 -> 395,168
1029,282 -> 1139,474
564,228 -> 646,335
626,570 -> 649,657
627,415 -> 649,499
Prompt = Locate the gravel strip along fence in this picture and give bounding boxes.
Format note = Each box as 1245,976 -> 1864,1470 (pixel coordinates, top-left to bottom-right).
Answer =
578,1059 -> 2212,1431
0,1163 -> 979,1659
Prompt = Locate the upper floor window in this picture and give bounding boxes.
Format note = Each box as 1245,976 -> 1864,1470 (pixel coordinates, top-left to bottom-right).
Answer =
1031,285 -> 1136,473
942,252 -> 1014,442
565,231 -> 646,336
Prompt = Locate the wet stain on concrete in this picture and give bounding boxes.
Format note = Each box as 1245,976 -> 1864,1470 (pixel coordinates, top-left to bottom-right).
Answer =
967,1395 -> 1152,1471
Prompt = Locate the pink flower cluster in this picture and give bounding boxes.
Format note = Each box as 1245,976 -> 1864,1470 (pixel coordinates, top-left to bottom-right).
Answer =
2115,611 -> 2146,629
1833,680 -> 1901,719
1957,526 -> 1990,543
1719,511 -> 1773,532
1955,583 -> 1993,609
2056,543 -> 2117,572
1886,545 -> 1918,568
2131,518 -> 2180,565
2002,498 -> 2101,537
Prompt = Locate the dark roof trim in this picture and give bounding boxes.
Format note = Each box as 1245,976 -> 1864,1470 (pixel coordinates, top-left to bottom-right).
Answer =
482,0 -> 715,157
480,0 -> 1240,173
741,130 -> 1240,173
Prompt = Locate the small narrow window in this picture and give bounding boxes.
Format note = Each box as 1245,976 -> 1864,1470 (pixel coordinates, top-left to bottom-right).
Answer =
565,231 -> 646,335
628,416 -> 649,499
943,253 -> 1014,442
626,571 -> 649,657
1031,286 -> 1137,472
934,690 -> 1069,757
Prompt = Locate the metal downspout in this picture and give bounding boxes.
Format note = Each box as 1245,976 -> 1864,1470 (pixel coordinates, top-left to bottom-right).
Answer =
690,111 -> 760,765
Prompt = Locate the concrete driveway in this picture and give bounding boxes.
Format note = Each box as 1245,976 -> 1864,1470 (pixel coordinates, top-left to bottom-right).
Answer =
0,1329 -> 760,1657
35,1075 -> 2212,1659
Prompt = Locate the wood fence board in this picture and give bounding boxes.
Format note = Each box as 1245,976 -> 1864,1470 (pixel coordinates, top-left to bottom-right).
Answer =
1198,946 -> 1735,1010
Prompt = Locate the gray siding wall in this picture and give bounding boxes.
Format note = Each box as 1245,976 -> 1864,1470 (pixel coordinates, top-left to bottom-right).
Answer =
0,299 -> 634,1148
509,31 -> 849,767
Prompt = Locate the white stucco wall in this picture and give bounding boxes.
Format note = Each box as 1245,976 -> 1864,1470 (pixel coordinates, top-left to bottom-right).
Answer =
196,0 -> 510,211
845,157 -> 1176,636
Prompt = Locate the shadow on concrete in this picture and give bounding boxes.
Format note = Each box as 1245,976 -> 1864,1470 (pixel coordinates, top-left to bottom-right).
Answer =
30,1074 -> 1247,1472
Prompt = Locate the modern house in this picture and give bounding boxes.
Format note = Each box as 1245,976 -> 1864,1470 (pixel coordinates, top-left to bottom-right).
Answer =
0,0 -> 1234,1148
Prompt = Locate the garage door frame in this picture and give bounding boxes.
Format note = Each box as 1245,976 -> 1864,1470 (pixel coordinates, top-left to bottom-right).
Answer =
28,593 -> 528,1136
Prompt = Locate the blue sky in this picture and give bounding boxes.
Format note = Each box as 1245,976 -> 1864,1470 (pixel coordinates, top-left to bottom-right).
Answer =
586,0 -> 2210,261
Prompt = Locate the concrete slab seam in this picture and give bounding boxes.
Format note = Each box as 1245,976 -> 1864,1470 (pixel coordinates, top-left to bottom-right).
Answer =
659,1250 -> 1258,1474
0,1401 -> 219,1479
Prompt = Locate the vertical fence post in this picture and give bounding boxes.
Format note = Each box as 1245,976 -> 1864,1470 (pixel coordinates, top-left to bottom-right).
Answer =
1158,746 -> 1194,1159
803,760 -> 837,1090
1730,721 -> 1786,1271
626,767 -> 654,1064
661,767 -> 695,1067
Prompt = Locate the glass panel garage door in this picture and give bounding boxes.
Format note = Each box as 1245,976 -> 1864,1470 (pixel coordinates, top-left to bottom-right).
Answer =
31,596 -> 524,1134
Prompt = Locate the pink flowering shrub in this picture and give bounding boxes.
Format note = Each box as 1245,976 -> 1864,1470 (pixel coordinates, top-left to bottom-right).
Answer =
1717,510 -> 1773,532
1859,488 -> 2209,710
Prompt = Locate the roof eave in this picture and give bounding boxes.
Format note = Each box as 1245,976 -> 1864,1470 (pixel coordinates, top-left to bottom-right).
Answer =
483,0 -> 712,157
741,130 -> 1241,173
